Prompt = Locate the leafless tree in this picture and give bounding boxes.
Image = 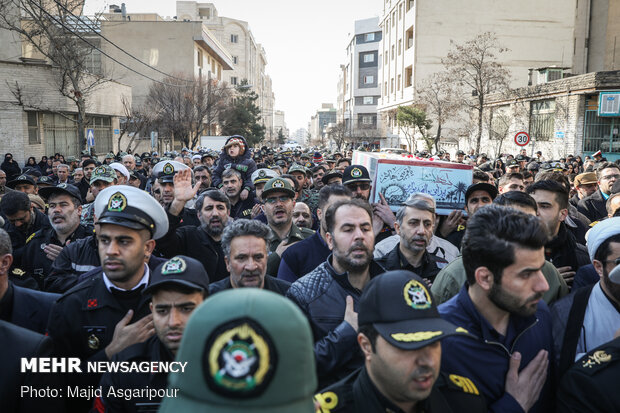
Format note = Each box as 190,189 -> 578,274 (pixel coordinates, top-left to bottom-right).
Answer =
0,0 -> 110,152
328,121 -> 348,151
443,32 -> 511,154
117,95 -> 153,153
147,75 -> 232,149
417,72 -> 459,153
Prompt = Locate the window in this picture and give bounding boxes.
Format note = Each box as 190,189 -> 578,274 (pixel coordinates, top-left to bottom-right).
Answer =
391,45 -> 394,60
530,99 -> 556,141
407,0 -> 414,11
390,78 -> 394,93
197,50 -> 203,67
392,11 -> 396,26
27,112 -> 40,144
363,53 -> 375,63
232,56 -> 238,64
398,39 -> 402,55
231,77 -> 238,85
365,33 -> 375,42
399,4 -> 403,19
230,34 -> 238,43
405,66 -> 413,87
384,82 -> 388,94
364,75 -> 374,84
363,96 -> 374,105
397,74 -> 401,91
362,115 -> 373,125
385,54 -> 388,65
406,27 -> 414,49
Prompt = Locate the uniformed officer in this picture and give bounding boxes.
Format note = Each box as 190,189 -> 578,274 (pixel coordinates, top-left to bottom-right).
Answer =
152,159 -> 199,227
20,183 -> 91,289
557,336 -> 620,412
261,177 -> 314,276
314,270 -> 486,413
95,255 -> 209,413
46,185 -> 168,412
81,164 -> 118,227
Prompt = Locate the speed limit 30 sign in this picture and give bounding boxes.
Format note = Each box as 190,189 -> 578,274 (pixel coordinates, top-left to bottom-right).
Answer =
514,131 -> 530,146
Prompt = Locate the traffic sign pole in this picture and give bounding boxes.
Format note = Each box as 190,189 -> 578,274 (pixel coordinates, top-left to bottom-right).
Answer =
514,131 -> 530,147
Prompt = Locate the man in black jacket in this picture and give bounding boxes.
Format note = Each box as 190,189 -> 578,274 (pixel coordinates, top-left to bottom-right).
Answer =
287,199 -> 386,387
95,256 -> 209,413
0,228 -> 59,334
0,190 -> 50,271
528,180 -> 590,288
578,162 -> 620,222
377,196 -> 447,286
209,219 -> 291,295
158,173 -> 230,282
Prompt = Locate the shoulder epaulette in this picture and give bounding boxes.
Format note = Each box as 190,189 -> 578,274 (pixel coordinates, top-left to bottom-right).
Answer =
25,232 -> 37,244
314,390 -> 340,413
577,349 -> 617,375
445,373 -> 480,395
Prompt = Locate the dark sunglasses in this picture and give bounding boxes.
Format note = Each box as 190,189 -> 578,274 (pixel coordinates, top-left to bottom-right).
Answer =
346,182 -> 370,191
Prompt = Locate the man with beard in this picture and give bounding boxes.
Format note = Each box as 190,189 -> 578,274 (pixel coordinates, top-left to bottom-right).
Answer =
220,168 -> 256,219
376,197 -> 448,285
80,165 -> 118,227
193,165 -> 212,194
19,184 -> 90,289
551,217 -> 620,377
152,160 -> 199,227
96,255 -> 208,412
46,186 -> 167,412
208,219 -> 291,295
287,199 -> 386,387
438,205 -> 553,413
292,202 -> 313,229
527,180 -> 590,288
578,162 -> 620,221
0,190 -> 50,270
158,169 -> 230,283
342,165 -> 395,244
261,177 -> 314,276
77,159 -> 97,200
315,270 -> 486,413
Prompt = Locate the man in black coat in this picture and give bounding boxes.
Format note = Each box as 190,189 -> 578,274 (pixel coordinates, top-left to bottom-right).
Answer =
209,219 -> 291,296
0,320 -> 65,413
157,170 -> 229,282
0,228 -> 59,334
578,162 -> 620,222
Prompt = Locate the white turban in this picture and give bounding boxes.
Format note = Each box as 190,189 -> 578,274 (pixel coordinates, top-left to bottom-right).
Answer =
110,162 -> 130,181
586,217 -> 620,261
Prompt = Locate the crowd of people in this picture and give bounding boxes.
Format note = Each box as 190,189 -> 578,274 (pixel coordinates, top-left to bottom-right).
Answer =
1,137 -> 620,412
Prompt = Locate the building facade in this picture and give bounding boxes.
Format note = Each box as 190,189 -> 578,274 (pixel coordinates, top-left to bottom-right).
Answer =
338,17 -> 385,148
309,103 -> 337,145
176,1 -> 274,136
377,0 -> 620,151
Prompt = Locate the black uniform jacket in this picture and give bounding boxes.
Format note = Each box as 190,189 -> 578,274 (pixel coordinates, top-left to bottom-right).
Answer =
315,367 -> 487,413
95,336 -> 172,413
11,283 -> 60,334
209,275 -> 291,296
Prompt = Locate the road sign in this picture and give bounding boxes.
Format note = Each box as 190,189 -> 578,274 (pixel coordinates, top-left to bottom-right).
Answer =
150,131 -> 158,149
86,129 -> 95,147
113,129 -> 120,135
514,131 -> 530,146
555,131 -> 565,139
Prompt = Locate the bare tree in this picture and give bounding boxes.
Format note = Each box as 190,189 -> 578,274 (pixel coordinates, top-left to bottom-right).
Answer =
147,75 -> 232,149
417,72 -> 459,153
0,0 -> 109,152
117,95 -> 153,152
328,121 -> 348,151
443,32 -> 511,154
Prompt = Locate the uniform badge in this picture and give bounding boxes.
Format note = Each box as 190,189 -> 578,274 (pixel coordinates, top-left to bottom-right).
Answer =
204,318 -> 277,398
163,162 -> 174,175
272,179 -> 284,189
258,170 -> 266,178
403,279 -> 432,310
162,257 -> 187,275
350,167 -> 363,178
58,183 -> 67,188
305,162 -> 312,168
94,166 -> 105,175
11,268 -> 25,277
18,175 -> 27,180
87,298 -> 98,308
582,350 -> 612,368
107,192 -> 127,212
84,327 -> 105,350
314,391 -> 338,412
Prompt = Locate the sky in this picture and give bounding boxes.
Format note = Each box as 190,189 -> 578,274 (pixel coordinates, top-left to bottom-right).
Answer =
83,0 -> 382,133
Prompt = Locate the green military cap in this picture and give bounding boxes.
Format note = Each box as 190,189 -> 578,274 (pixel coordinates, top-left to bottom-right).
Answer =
287,164 -> 307,175
66,156 -> 77,163
159,289 -> 316,413
105,152 -> 115,159
90,165 -> 117,185
120,151 -> 128,157
261,177 -> 296,200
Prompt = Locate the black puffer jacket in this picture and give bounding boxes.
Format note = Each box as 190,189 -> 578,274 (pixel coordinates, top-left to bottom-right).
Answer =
286,255 -> 386,388
211,135 -> 257,191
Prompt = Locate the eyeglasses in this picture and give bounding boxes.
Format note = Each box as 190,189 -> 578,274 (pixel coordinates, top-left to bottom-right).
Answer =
264,196 -> 292,204
346,183 -> 370,191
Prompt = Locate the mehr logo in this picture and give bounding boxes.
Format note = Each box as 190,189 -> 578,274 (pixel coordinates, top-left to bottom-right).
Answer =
163,162 -> 174,175
204,318 -> 277,398
403,279 -> 432,310
107,192 -> 127,212
272,179 -> 284,189
162,257 -> 187,275
350,167 -> 363,178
